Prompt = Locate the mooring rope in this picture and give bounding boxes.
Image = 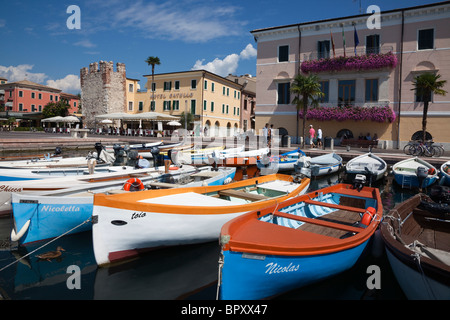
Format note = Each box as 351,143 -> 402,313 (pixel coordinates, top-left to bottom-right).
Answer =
0,218 -> 91,273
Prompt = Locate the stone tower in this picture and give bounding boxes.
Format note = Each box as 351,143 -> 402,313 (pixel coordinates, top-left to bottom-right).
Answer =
80,61 -> 126,127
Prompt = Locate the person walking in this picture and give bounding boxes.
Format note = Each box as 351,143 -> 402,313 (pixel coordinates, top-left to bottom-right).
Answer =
309,125 -> 316,148
317,126 -> 323,148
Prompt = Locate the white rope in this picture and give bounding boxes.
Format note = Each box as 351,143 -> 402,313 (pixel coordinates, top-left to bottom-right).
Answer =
0,218 -> 91,273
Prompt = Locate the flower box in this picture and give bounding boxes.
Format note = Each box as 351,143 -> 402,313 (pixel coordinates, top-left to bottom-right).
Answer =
298,105 -> 396,123
301,52 -> 398,74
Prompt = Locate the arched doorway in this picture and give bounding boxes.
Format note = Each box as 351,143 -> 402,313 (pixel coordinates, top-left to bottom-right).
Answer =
204,120 -> 211,137
214,121 -> 220,137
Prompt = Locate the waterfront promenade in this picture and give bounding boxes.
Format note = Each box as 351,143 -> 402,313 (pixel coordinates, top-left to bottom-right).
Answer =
0,131 -> 449,167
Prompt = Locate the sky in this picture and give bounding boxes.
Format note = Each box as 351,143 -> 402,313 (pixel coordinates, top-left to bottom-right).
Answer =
0,0 -> 441,94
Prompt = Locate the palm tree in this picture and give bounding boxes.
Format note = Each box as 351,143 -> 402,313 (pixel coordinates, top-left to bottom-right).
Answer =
145,56 -> 161,107
411,73 -> 447,142
290,73 -> 324,148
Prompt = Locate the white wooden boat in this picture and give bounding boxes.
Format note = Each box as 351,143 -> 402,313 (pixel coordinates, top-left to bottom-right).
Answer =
345,152 -> 387,182
392,157 -> 438,189
257,148 -> 306,175
208,146 -> 268,167
296,153 -> 343,177
92,174 -> 310,266
11,166 -> 236,245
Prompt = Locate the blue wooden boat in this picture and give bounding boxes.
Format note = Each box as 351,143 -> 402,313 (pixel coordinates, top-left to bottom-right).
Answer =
440,161 -> 450,186
217,183 -> 382,300
10,166 -> 236,245
392,157 -> 438,189
257,148 -> 306,174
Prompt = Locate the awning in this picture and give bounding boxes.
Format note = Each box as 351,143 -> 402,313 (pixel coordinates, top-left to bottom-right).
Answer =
62,115 -> 80,123
41,116 -> 65,122
95,112 -> 179,121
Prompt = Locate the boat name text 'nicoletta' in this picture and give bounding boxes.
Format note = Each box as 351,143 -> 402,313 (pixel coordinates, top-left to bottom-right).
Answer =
41,205 -> 80,212
0,185 -> 23,192
131,212 -> 146,219
265,262 -> 300,274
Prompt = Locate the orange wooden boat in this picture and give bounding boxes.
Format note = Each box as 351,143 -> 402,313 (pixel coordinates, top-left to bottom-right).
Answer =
217,183 -> 383,300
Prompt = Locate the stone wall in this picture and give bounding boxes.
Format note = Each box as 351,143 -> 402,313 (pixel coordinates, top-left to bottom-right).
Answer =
80,61 -> 126,127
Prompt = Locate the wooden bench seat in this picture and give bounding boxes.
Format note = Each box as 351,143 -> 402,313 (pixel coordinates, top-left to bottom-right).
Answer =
218,189 -> 269,201
341,139 -> 378,148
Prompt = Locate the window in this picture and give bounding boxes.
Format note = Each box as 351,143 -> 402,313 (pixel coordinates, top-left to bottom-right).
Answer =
318,40 -> 330,59
151,83 -> 156,92
319,81 -> 329,103
31,92 -> 35,99
222,104 -> 225,113
19,103 -> 23,111
129,84 -> 134,92
38,93 -> 42,99
163,101 -> 171,110
204,80 -> 208,90
278,45 -> 289,62
211,83 -> 215,92
191,80 -> 197,89
365,79 -> 378,102
226,105 -> 229,114
150,101 -> 155,111
74,102 -> 77,107
174,81 -> 180,90
227,88 -> 229,96
277,82 -> 290,105
244,99 -> 248,110
50,95 -> 53,101
31,104 -> 36,111
19,91 -> 23,97
39,105 -> 42,111
366,34 -> 380,54
128,101 -> 133,111
164,81 -> 172,91
203,100 -> 207,111
173,100 -> 180,110
139,101 -> 143,111
338,80 -> 356,106
190,100 -> 196,114
55,96 -> 58,102
211,101 -> 214,112
418,29 -> 434,50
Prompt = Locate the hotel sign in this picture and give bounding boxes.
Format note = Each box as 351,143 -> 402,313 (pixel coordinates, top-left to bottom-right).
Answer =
151,92 -> 194,99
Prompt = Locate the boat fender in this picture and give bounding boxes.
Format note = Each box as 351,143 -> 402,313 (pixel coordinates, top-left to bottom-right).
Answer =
123,178 -> 145,192
224,177 -> 232,184
427,167 -> 436,175
360,207 -> 376,227
169,166 -> 179,170
10,220 -> 31,242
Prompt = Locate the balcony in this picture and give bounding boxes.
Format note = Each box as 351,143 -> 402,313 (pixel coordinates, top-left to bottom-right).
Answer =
303,46 -> 394,61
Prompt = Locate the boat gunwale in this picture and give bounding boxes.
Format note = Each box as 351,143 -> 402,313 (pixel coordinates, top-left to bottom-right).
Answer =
221,184 -> 382,256
93,174 -> 310,215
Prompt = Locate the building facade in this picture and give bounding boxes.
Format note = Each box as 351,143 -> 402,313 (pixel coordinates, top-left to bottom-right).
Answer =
0,79 -> 79,115
251,1 -> 450,147
134,70 -> 243,136
226,74 -> 256,133
80,61 -> 126,127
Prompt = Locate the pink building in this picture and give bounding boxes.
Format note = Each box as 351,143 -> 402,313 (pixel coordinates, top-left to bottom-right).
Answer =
251,1 -> 450,148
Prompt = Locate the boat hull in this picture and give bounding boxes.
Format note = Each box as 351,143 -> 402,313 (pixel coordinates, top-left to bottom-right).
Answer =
219,240 -> 369,300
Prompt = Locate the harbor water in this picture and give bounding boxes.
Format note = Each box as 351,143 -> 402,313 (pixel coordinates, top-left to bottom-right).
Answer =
0,168 -> 415,301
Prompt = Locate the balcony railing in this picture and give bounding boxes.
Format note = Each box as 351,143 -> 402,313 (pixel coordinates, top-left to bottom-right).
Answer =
303,46 -> 394,61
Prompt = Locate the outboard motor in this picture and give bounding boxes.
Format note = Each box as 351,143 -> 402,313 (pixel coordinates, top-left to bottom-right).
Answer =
113,144 -> 127,166
94,142 -> 104,160
54,146 -> 62,156
416,166 -> 428,189
127,150 -> 140,168
150,147 -> 160,168
353,174 -> 367,192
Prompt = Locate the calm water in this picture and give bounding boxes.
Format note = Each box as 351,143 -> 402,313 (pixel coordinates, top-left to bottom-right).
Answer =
0,170 -> 416,301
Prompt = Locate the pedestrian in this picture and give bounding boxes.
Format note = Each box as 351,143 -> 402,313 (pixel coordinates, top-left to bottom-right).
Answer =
309,125 -> 316,148
268,124 -> 273,148
262,123 -> 269,147
317,126 -> 323,148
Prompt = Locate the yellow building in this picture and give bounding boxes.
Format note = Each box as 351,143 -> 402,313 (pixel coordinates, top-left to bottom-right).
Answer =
127,70 -> 242,136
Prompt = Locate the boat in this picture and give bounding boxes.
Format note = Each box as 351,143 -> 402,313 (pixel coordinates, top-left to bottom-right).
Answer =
217,183 -> 383,300
92,174 -> 310,266
440,161 -> 450,186
257,148 -> 306,175
295,152 -> 343,177
104,141 -> 163,154
380,193 -> 450,299
11,165 -> 236,245
345,152 -> 387,183
392,157 -> 438,189
208,147 -> 269,167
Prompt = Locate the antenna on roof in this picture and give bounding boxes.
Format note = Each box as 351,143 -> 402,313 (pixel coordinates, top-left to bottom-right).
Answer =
353,0 -> 362,14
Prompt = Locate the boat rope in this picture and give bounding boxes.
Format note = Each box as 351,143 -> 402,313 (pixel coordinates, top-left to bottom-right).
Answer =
411,250 -> 438,299
215,253 -> 224,300
0,217 -> 91,273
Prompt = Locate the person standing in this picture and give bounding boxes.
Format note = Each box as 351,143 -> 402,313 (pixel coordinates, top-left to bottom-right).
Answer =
309,125 -> 316,148
267,124 -> 273,148
317,126 -> 323,148
262,123 -> 269,147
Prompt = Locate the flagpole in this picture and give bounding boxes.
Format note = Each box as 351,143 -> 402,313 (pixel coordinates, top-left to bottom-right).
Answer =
353,23 -> 359,56
330,29 -> 336,58
341,24 -> 346,57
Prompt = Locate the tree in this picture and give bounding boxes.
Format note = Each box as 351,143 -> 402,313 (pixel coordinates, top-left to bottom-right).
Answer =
411,73 -> 447,142
42,101 -> 69,118
145,56 -> 161,107
290,73 -> 324,148
179,111 -> 194,130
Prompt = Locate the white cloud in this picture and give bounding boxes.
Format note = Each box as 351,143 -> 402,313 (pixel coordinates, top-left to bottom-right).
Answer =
0,64 -> 47,83
46,75 -> 80,93
0,64 -> 80,94
191,44 -> 256,77
112,0 -> 244,43
74,40 -> 96,48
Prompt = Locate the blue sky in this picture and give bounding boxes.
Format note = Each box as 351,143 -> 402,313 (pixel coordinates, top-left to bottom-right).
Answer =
0,0 -> 440,94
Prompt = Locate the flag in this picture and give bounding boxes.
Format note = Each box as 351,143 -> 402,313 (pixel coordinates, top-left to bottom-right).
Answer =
354,25 -> 359,55
342,25 -> 346,57
330,30 -> 336,58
